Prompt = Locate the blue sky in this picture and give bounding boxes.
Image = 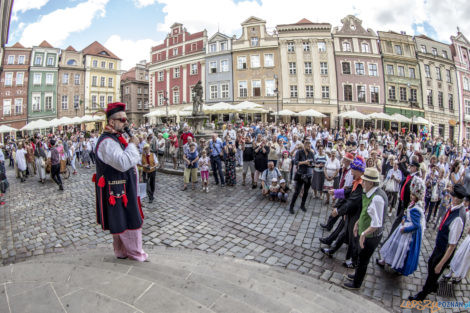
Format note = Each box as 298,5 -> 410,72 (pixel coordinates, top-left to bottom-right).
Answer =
8,0 -> 470,70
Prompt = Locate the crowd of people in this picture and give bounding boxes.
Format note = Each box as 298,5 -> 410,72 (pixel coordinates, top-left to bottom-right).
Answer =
1,117 -> 470,301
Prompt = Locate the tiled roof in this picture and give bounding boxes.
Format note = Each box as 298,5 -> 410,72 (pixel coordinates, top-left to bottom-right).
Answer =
11,42 -> 25,48
38,40 -> 54,48
296,18 -> 313,24
65,45 -> 77,52
82,41 -> 121,60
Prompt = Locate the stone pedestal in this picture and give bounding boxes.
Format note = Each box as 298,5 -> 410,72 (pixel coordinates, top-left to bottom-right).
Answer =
185,113 -> 209,136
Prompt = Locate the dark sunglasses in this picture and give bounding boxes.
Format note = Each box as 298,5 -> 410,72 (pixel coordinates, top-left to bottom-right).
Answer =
112,117 -> 128,123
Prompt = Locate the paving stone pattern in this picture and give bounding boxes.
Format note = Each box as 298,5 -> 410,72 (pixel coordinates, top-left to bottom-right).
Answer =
0,166 -> 469,312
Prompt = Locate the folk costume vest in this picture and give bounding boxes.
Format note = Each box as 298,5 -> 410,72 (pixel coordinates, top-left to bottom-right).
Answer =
142,153 -> 157,173
94,132 -> 144,234
358,188 -> 388,237
436,208 -> 461,252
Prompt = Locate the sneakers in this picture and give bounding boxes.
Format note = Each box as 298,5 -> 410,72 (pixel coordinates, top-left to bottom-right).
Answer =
206,187 -> 209,193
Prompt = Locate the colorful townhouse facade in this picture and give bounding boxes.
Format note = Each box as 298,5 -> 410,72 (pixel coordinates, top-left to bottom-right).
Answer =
0,42 -> 31,129
27,40 -> 60,122
57,46 -> 85,118
333,16 -> 385,120
121,60 -> 149,126
149,23 -> 207,111
83,41 -> 121,115
277,18 -> 337,128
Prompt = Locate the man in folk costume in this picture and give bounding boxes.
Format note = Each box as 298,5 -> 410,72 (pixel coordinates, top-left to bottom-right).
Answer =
409,184 -> 467,301
321,156 -> 366,269
343,167 -> 387,289
94,102 -> 148,261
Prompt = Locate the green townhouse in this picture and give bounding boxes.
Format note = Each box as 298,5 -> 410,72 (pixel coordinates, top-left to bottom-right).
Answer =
28,40 -> 60,121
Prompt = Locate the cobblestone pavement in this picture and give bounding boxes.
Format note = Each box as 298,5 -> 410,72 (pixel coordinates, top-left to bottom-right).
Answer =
1,165 -> 469,313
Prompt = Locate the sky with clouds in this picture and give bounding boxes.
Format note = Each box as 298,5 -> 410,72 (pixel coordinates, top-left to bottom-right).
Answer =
7,0 -> 470,70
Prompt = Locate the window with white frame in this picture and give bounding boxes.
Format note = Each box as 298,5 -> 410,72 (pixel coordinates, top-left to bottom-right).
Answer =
16,72 -> 24,86
465,99 -> 470,115
158,93 -> 164,106
318,41 -> 326,52
264,54 -> 274,67
446,69 -> 452,83
251,55 -> 260,68
35,55 -> 42,66
357,85 -> 366,102
305,62 -> 312,74
210,85 -> 218,99
344,85 -> 353,101
158,71 -> 164,81
62,73 -> 69,85
395,45 -> 403,55
320,62 -> 328,75
436,67 -> 442,80
421,45 -> 427,53
449,94 -> 454,111
306,85 -> 314,98
287,42 -> 295,52
137,100 -> 142,109
191,63 -> 198,75
209,43 -> 217,53
18,55 -> 25,64
138,87 -> 142,95
33,73 -> 42,85
92,95 -> 97,108
425,64 -> 431,78
400,87 -> 407,101
355,63 -> 365,75
303,42 -> 310,52
237,56 -> 247,69
109,62 -> 114,69
101,61 -> 106,68
173,67 -> 180,78
92,76 -> 97,86
74,74 -> 80,85
370,86 -> 379,103
173,89 -> 180,104
74,95 -> 80,109
409,67 -> 416,79
398,66 -> 405,77
209,61 -> 217,73
108,95 -> 113,104
265,80 -> 275,96
322,86 -> 329,99
46,73 -> 53,85
61,95 -> 68,110
47,56 -> 54,66
388,86 -> 396,100
438,91 -> 444,108
4,73 -> 13,86
386,64 -> 394,75
7,55 -> 14,64
221,83 -> 229,98
45,94 -> 52,110
442,50 -> 448,59
32,93 -> 41,111
99,95 -> 105,108
3,99 -> 11,116
361,43 -> 370,53
100,77 -> 105,87
464,77 -> 469,91
252,80 -> 261,97
173,48 -> 178,56
239,81 -> 247,97
15,98 -> 22,114
342,41 -> 351,52
368,64 -> 378,76
92,60 -> 98,67
125,86 -> 130,94
108,77 -> 113,87
220,60 -> 229,72
289,62 -> 296,74
432,48 -> 437,56
290,85 -> 298,98
342,62 -> 351,74
251,37 -> 259,47
220,41 -> 227,51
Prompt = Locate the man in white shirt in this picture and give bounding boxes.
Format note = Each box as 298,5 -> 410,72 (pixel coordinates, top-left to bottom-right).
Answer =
357,142 -> 369,160
223,123 -> 236,141
289,134 -> 302,154
410,184 -> 466,301
344,168 -> 386,290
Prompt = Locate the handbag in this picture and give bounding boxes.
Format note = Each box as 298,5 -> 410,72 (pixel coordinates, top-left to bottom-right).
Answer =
384,178 -> 395,192
40,158 -> 46,168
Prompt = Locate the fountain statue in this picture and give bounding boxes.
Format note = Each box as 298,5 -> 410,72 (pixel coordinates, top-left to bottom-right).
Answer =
185,80 -> 208,135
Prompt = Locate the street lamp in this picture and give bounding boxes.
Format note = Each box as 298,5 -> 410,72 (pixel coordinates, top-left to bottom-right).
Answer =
274,74 -> 279,123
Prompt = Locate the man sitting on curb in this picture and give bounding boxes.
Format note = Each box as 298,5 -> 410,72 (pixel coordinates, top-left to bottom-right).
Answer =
261,161 -> 282,197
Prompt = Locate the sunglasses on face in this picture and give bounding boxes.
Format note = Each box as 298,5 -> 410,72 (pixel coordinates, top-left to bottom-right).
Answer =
112,117 -> 128,123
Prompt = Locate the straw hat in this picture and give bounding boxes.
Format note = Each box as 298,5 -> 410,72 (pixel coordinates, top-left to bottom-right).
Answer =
361,168 -> 380,183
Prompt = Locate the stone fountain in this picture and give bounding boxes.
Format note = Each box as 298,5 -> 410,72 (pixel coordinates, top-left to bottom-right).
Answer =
184,80 -> 210,140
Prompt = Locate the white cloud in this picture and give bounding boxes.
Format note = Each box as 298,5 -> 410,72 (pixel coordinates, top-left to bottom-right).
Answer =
104,35 -> 158,70
13,0 -> 50,13
133,0 -> 158,8
19,0 -> 109,47
154,0 -> 469,44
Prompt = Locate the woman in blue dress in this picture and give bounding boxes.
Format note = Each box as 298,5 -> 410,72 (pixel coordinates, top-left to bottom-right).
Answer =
377,176 -> 426,276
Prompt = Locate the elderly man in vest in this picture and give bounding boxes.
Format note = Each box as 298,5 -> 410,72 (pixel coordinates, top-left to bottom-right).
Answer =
409,184 -> 467,301
343,167 -> 387,289
94,102 -> 148,262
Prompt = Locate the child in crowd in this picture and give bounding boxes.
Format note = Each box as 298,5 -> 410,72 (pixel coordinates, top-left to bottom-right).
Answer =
278,151 -> 292,186
278,179 -> 289,202
269,178 -> 280,201
199,150 -> 210,193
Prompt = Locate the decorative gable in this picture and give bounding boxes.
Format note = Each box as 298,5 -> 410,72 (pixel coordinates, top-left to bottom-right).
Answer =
241,16 -> 266,26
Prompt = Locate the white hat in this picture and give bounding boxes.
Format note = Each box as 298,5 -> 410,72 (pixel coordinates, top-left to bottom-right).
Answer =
271,178 -> 278,182
279,179 -> 286,184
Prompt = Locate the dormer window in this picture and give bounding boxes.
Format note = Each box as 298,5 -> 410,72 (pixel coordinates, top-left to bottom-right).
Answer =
342,41 -> 351,52
350,24 -> 356,30
251,37 -> 259,47
209,43 -> 217,53
220,41 -> 227,51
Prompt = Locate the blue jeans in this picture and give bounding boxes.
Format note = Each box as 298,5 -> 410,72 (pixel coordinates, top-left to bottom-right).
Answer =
210,156 -> 225,185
